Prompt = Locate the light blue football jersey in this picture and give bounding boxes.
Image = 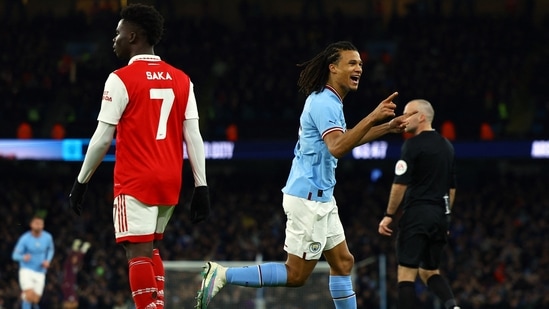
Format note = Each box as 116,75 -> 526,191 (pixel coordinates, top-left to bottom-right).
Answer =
12,230 -> 54,274
282,86 -> 346,202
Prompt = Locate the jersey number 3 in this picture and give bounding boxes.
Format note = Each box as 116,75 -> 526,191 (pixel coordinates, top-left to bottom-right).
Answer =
150,88 -> 175,140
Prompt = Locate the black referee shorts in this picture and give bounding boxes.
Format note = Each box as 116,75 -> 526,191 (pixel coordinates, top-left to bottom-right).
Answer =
396,205 -> 448,269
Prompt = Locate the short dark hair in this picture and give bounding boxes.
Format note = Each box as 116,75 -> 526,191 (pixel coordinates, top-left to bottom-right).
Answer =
30,215 -> 45,224
120,3 -> 164,46
297,41 -> 358,96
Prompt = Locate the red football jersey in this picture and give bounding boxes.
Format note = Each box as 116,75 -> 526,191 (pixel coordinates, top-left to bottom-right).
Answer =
98,55 -> 193,205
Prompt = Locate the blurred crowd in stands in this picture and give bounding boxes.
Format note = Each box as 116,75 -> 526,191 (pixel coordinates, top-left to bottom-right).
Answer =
0,0 -> 548,142
1,158 -> 548,309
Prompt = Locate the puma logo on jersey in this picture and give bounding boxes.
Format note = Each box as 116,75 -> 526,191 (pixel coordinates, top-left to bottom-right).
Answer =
146,71 -> 172,80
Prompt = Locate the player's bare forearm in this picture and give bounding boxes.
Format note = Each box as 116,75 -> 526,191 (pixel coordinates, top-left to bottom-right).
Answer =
325,114 -> 377,158
326,92 -> 400,158
359,114 -> 410,145
359,122 -> 390,145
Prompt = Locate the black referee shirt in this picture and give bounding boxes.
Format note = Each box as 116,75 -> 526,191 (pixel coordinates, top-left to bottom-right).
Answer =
393,130 -> 456,211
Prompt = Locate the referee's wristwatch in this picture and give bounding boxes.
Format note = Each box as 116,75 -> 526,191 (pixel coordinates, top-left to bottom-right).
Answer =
383,211 -> 395,219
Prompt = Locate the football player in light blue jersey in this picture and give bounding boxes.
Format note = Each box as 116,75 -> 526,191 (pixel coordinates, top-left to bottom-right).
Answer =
12,216 -> 54,309
196,41 -> 411,309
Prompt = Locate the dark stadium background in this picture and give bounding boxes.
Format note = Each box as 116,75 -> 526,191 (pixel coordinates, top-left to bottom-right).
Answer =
1,0 -> 548,308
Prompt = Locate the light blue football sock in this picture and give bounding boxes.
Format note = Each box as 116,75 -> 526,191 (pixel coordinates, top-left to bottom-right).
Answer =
226,262 -> 287,287
329,275 -> 357,309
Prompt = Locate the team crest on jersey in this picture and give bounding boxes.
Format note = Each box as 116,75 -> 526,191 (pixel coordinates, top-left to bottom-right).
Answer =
309,242 -> 322,253
102,91 -> 112,102
146,71 -> 172,80
395,160 -> 407,175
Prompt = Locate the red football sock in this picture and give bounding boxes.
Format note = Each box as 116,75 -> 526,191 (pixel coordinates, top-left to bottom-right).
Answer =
128,257 -> 158,309
152,249 -> 165,309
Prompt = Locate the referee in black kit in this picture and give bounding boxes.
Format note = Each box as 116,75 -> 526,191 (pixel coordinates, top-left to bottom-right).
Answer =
378,99 -> 460,309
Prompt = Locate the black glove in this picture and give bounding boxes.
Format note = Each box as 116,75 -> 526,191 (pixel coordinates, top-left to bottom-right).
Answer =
190,186 -> 210,223
69,179 -> 88,216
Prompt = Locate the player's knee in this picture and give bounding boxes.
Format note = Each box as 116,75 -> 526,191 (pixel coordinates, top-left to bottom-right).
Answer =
124,242 -> 154,259
341,252 -> 355,273
419,268 -> 440,284
344,252 -> 356,271
330,252 -> 355,275
28,294 -> 40,303
22,290 -> 33,301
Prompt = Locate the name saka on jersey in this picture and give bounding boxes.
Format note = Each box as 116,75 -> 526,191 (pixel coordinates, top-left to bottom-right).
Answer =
146,71 -> 172,80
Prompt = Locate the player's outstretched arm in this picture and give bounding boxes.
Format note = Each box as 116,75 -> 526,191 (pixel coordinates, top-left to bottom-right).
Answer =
325,92 -> 398,158
358,111 -> 416,145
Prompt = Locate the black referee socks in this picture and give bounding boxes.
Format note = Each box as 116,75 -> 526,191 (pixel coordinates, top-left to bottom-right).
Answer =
427,274 -> 458,309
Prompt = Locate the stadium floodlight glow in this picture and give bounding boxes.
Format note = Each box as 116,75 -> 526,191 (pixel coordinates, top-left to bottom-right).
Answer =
531,140 -> 549,158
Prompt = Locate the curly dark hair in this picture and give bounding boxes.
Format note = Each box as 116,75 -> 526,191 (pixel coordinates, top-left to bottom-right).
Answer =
120,3 -> 164,46
297,41 -> 358,96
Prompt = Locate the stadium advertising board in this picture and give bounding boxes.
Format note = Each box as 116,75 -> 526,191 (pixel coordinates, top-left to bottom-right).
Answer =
0,139 -> 548,161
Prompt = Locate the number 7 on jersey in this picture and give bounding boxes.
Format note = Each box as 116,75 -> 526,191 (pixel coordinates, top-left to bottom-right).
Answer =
150,88 -> 175,140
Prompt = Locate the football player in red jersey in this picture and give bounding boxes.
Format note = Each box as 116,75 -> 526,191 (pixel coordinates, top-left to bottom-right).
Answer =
69,4 -> 210,309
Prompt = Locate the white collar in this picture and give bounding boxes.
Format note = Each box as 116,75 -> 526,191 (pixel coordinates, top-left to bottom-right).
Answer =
128,54 -> 161,64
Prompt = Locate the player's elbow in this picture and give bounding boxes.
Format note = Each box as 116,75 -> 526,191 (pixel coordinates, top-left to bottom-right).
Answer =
323,131 -> 348,159
325,136 -> 351,159
98,135 -> 113,149
328,146 -> 346,159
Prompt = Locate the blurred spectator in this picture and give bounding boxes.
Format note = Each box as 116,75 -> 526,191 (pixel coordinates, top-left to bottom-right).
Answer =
1,157 -> 548,308
225,123 -> 239,141
16,122 -> 33,139
51,123 -> 66,140
0,2 -> 547,141
440,120 -> 456,141
479,122 -> 495,141
62,239 -> 90,309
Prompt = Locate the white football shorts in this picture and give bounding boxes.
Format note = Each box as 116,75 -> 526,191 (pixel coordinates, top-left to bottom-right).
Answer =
113,194 -> 175,243
282,193 -> 345,260
19,268 -> 45,296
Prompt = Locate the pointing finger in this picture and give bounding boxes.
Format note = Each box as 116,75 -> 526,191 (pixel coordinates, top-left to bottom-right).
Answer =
385,91 -> 399,102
